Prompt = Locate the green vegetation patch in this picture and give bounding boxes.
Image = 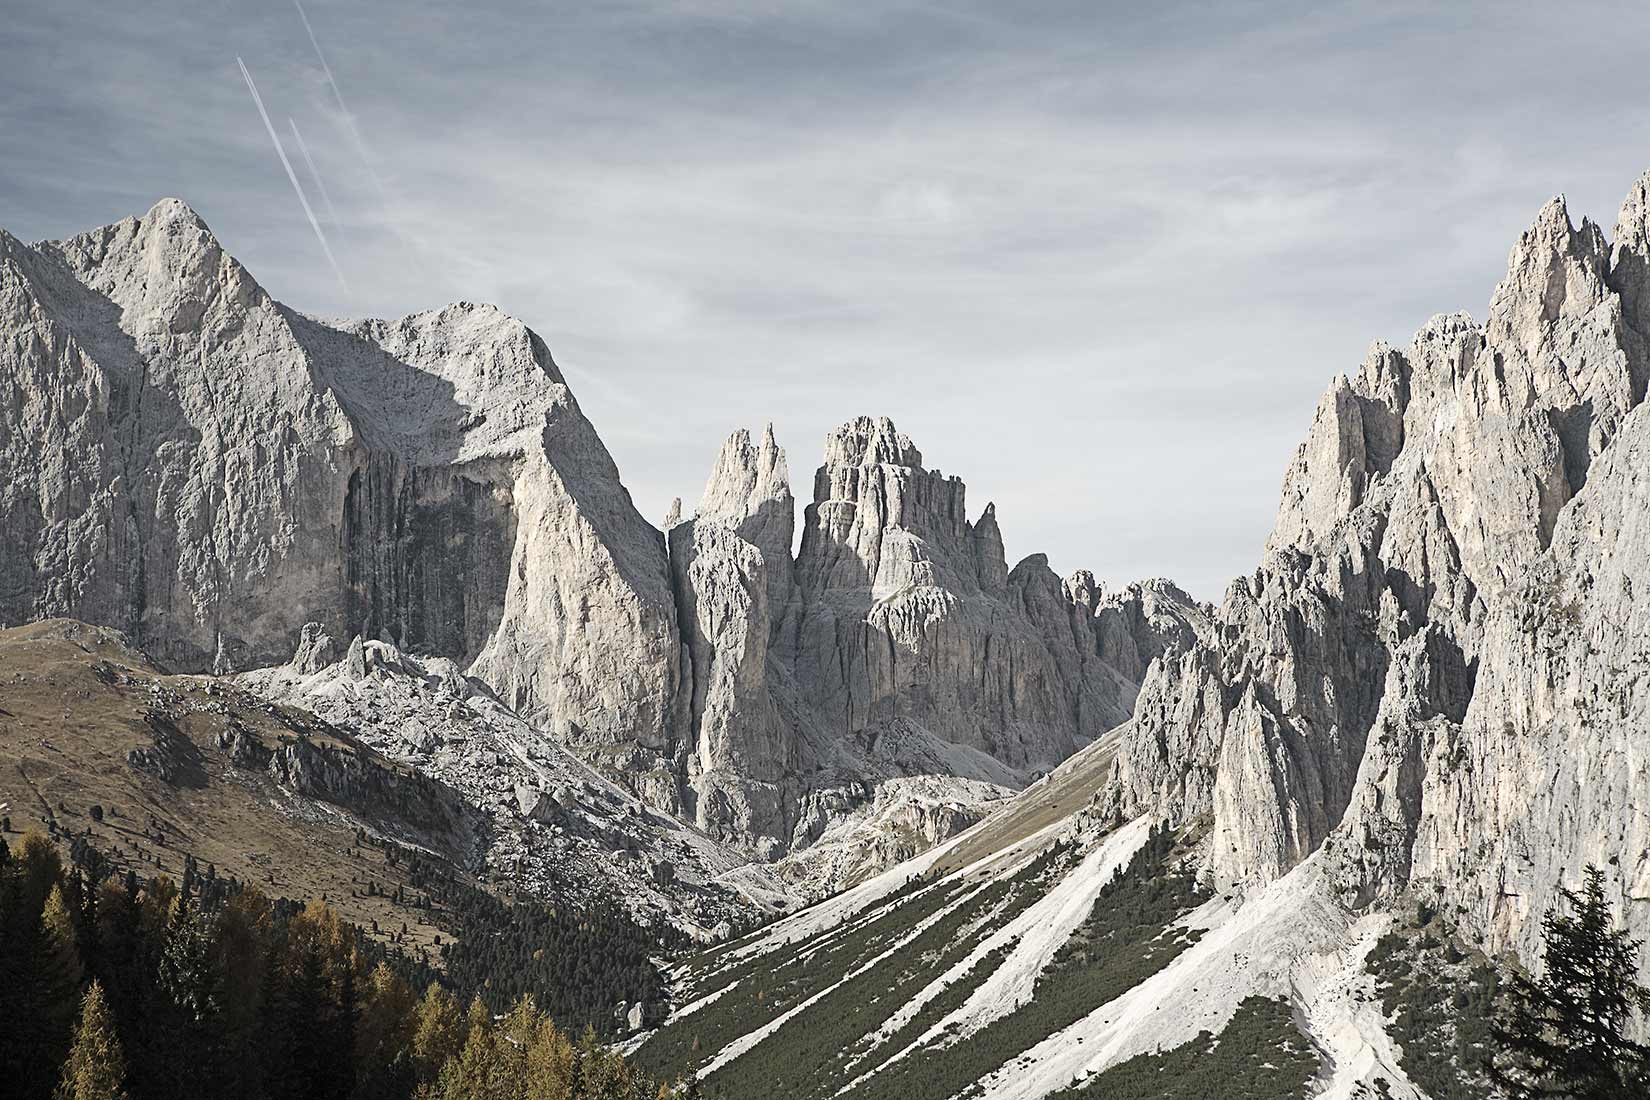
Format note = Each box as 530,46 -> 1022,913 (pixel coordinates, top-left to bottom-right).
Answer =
705,880 -> 1036,1098
635,871 -> 980,1082
676,872 -> 936,1004
1047,996 -> 1319,1100
1365,903 -> 1500,1099
855,937 -> 1017,1078
646,841 -> 1075,1096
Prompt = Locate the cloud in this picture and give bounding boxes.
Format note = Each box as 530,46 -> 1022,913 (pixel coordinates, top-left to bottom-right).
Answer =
878,182 -> 964,228
5,0 -> 1650,599
236,56 -> 348,293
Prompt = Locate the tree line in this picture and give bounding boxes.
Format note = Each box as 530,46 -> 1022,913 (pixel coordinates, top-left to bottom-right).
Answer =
0,830 -> 698,1100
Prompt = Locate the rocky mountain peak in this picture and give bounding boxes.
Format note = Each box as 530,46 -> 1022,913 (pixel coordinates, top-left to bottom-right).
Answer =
1487,194 -> 1613,368
1611,169 -> 1650,334
971,501 -> 1009,590
696,423 -> 794,574
1,200 -> 683,795
800,415 -> 970,597
821,414 -> 923,469
43,197 -> 262,335
3,200 -> 1202,893
1102,172 -> 1650,988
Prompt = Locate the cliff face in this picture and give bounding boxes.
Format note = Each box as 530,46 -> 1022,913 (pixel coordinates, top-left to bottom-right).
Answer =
667,415 -> 1201,857
1100,176 -> 1650,963
0,199 -> 685,803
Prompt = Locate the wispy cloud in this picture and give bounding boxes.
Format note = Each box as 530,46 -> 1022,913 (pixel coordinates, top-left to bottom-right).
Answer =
8,0 -> 1650,597
293,0 -> 388,207
236,56 -> 347,293
288,116 -> 340,227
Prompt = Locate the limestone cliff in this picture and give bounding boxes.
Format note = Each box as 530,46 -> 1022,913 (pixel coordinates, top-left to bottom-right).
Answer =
1099,176 -> 1650,968
1,200 -> 1195,875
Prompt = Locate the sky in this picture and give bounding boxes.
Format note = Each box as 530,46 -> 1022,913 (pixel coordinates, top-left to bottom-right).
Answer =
6,0 -> 1650,600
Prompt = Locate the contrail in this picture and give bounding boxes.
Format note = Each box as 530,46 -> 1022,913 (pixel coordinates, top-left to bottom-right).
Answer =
293,0 -> 389,205
237,56 -> 348,292
288,116 -> 341,227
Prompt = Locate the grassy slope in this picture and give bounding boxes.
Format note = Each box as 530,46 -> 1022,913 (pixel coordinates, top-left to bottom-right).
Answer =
0,618 -> 466,955
701,846 -> 1071,1098
929,729 -> 1123,877
844,826 -> 1211,1100
653,824 -> 1216,1100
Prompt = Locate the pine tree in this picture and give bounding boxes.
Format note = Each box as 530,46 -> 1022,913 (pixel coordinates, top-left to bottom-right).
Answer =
41,884 -> 86,1002
55,980 -> 128,1100
214,886 -> 273,1100
157,898 -> 220,1024
434,998 -> 502,1100
147,895 -> 235,1099
579,1023 -> 636,1100
1490,864 -> 1650,1098
32,884 -> 88,1097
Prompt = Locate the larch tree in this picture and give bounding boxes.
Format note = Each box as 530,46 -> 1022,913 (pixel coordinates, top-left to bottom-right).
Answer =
55,980 -> 129,1100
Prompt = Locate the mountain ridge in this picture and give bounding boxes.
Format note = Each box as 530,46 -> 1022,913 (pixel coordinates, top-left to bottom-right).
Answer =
0,196 -> 1192,889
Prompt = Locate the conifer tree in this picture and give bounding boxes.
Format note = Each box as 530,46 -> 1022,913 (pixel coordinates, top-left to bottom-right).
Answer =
31,883 -> 89,1097
412,982 -> 466,1087
214,886 -> 272,1100
1490,864 -> 1650,1098
55,980 -> 128,1100
41,884 -> 86,1003
525,1016 -> 576,1100
17,834 -> 66,918
434,998 -> 502,1100
0,832 -> 667,1100
149,895 -> 233,1098
356,962 -> 418,1100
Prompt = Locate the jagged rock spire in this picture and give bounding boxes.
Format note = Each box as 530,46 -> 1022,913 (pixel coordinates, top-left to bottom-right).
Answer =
796,415 -> 970,598
697,423 -> 795,590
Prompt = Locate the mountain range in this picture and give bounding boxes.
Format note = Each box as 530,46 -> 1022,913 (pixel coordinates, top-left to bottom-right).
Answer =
3,170 -> 1650,1096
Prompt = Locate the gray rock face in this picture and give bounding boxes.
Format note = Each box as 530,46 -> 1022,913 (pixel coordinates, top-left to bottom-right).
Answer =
668,414 -> 1202,856
0,199 -> 683,798
1100,174 -> 1650,973
665,425 -> 796,851
789,416 -> 1194,769
241,635 -> 798,931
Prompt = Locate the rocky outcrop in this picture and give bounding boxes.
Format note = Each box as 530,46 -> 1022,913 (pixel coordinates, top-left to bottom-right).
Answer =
241,634 -> 798,931
0,199 -> 684,803
788,416 -> 1195,769
1100,174 -> 1650,971
665,425 -> 796,852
